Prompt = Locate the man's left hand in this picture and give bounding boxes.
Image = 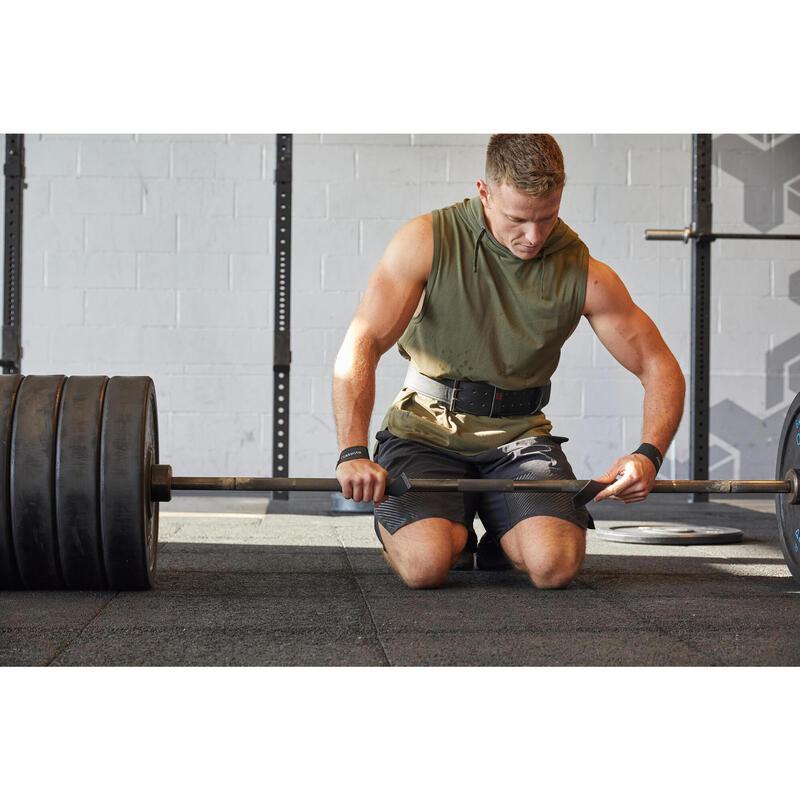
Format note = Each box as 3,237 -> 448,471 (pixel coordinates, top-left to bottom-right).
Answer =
592,454 -> 657,503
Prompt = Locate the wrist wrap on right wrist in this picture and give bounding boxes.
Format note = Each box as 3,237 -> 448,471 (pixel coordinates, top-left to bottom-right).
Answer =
632,443 -> 663,473
336,446 -> 371,468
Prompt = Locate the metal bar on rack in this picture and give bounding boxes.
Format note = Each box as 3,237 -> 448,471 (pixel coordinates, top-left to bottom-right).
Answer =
645,228 -> 800,242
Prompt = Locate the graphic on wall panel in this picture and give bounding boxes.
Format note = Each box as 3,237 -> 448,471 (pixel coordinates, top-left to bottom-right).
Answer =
715,134 -> 800,230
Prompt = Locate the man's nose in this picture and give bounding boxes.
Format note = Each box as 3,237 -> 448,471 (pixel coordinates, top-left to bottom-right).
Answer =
523,224 -> 544,244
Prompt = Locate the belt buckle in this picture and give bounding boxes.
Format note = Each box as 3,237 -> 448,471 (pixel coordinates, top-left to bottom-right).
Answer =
448,380 -> 460,412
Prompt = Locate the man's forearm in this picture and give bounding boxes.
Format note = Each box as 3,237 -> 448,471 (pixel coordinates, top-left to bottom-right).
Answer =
640,361 -> 686,457
332,332 -> 380,451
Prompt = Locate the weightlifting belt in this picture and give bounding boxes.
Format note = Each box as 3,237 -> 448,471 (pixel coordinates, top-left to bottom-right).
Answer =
404,366 -> 551,418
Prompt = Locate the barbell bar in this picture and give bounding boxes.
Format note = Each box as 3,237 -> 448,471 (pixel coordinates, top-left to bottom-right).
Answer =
158,473 -> 795,499
2,374 -> 800,591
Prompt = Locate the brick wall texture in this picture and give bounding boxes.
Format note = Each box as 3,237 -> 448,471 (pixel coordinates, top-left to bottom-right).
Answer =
11,133 -> 800,480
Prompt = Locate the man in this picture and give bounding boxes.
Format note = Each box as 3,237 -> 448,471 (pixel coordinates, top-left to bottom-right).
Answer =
332,134 -> 685,590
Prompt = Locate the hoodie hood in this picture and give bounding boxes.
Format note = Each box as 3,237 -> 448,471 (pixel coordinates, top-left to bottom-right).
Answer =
457,195 -> 580,271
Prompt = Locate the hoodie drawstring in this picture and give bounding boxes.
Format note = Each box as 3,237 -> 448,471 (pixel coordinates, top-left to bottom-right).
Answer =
473,228 -> 486,273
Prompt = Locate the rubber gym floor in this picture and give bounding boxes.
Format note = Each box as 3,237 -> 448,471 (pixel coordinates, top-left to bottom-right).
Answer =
2,493 -> 798,667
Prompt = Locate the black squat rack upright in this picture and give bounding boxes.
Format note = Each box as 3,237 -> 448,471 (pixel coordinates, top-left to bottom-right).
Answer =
2,134 -> 25,375
272,134 -> 293,500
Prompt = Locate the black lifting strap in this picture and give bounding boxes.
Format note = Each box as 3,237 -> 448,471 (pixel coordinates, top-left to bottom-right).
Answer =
571,480 -> 608,509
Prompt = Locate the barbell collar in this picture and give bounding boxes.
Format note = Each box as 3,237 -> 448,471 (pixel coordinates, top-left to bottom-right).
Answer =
785,469 -> 800,505
150,464 -> 173,503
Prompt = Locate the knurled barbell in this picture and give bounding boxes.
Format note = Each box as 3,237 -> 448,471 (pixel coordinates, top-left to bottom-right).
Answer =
2,374 -> 799,590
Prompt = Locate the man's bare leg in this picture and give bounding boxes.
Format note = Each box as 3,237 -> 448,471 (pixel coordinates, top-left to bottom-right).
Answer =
499,516 -> 586,589
378,518 -> 469,589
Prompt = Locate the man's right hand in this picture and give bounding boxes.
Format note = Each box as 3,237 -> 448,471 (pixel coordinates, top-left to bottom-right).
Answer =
335,459 -> 388,505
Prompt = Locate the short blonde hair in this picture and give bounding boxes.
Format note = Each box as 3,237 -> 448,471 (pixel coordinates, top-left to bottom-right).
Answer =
485,134 -> 565,196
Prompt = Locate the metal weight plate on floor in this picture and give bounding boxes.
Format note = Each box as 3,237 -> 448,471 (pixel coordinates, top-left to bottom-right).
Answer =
0,374 -> 24,588
776,390 -> 800,582
10,375 -> 68,588
594,522 -> 743,546
100,376 -> 159,590
55,376 -> 109,589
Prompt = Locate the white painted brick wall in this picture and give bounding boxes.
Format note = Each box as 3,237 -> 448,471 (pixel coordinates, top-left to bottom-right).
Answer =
328,182 -> 420,219
138,254 -> 229,290
47,252 -> 136,288
293,145 -> 355,182
144,180 -> 235,218
178,290 -> 270,328
86,216 -> 176,252
178,216 -> 268,253
79,142 -> 170,177
85,288 -> 176,326
12,133 -> 800,482
51,178 -> 142,215
25,215 -> 84,253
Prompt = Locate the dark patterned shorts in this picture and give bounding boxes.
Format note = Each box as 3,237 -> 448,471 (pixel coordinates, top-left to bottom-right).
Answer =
372,429 -> 594,546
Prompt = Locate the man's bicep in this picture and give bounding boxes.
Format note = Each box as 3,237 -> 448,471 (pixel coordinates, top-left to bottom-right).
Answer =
584,259 -> 668,379
588,302 -> 662,378
351,267 -> 424,354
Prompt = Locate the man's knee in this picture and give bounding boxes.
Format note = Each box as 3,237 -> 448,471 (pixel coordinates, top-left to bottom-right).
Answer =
504,518 -> 585,589
380,518 -> 465,590
382,549 -> 450,589
528,554 -> 583,589
401,560 -> 450,590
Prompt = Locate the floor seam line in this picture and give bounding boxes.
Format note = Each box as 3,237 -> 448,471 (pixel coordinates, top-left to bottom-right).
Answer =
574,578 -> 724,665
45,592 -> 119,666
337,533 -> 391,666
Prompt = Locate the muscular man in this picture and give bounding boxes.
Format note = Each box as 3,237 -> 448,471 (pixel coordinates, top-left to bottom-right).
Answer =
332,134 -> 685,590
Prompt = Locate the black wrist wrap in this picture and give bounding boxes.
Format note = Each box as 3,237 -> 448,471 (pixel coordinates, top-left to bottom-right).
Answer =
632,443 -> 663,473
336,446 -> 371,468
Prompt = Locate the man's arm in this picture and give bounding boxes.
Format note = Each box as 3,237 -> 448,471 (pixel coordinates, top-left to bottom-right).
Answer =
332,213 -> 433,503
583,256 -> 686,502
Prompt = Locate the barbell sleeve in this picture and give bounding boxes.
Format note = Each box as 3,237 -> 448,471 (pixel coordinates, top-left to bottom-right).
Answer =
644,228 -> 691,242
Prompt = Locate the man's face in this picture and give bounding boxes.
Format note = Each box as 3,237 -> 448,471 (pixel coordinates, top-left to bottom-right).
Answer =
477,180 -> 563,260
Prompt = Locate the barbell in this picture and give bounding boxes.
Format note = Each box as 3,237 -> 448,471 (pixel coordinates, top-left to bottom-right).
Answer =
2,374 -> 799,591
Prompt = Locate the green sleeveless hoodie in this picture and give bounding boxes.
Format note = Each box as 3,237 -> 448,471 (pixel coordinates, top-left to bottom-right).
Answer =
380,196 -> 589,455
